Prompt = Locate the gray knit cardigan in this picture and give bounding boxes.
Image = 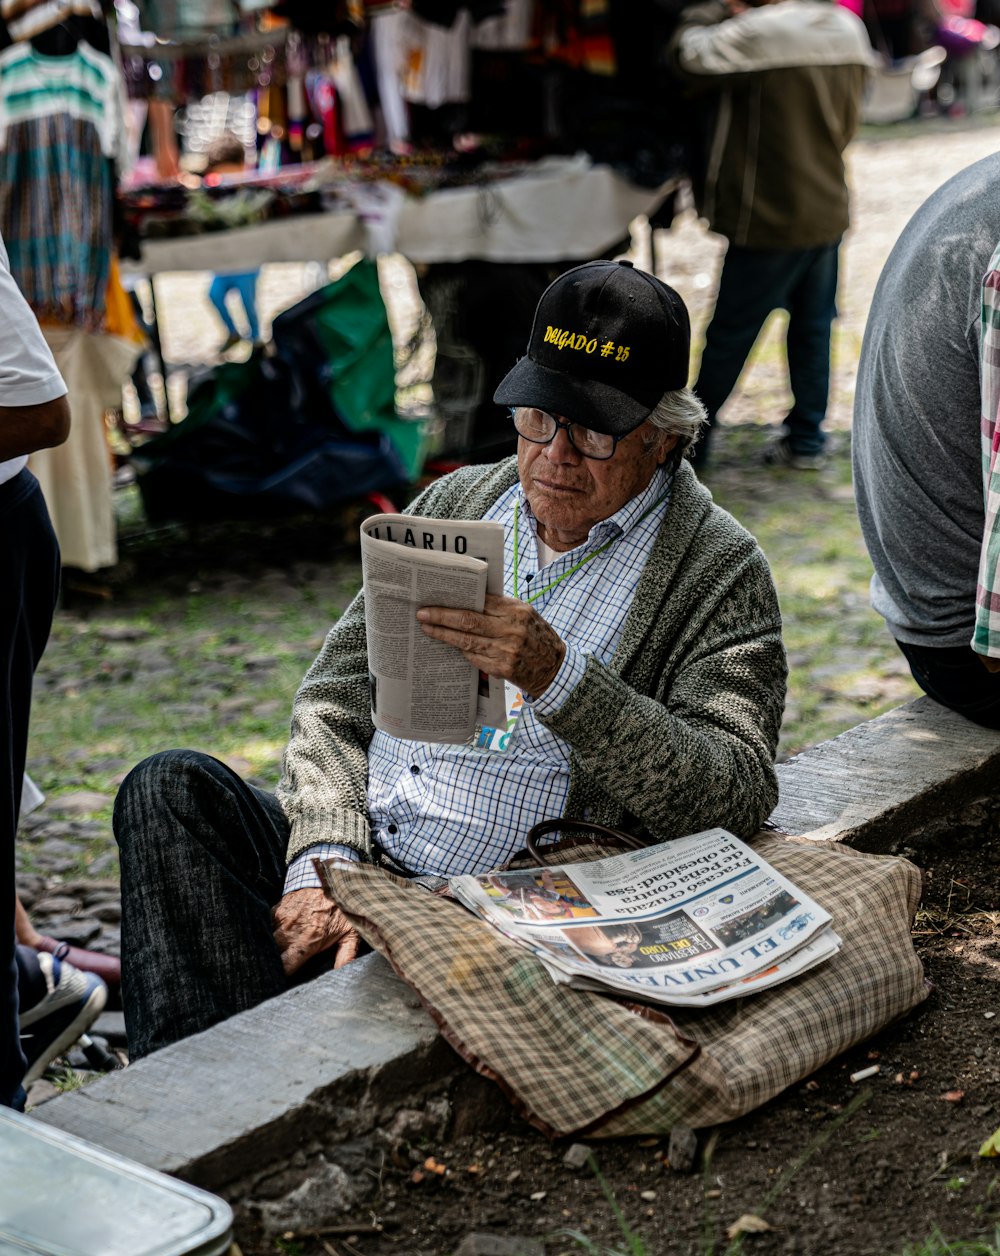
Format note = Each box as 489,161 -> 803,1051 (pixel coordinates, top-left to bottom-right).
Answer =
276,458 -> 787,866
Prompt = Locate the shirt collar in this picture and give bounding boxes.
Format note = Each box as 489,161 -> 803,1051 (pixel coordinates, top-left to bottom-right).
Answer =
514,464 -> 672,555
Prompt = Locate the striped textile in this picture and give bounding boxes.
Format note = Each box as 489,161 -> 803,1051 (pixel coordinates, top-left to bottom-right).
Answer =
0,40 -> 124,158
0,36 -> 122,331
975,243 -> 1000,657
325,831 -> 927,1137
0,113 -> 113,330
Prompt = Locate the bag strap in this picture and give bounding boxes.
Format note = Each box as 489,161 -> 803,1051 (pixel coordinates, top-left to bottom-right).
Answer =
525,818 -> 649,864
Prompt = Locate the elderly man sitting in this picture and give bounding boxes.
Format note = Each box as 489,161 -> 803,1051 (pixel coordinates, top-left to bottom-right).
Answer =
114,260 -> 787,1057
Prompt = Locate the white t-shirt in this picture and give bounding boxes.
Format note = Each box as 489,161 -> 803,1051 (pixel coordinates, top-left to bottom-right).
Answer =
0,235 -> 67,487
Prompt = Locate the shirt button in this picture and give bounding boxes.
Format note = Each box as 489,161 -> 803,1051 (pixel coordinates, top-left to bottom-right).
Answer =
387,824 -> 398,834
411,764 -> 420,774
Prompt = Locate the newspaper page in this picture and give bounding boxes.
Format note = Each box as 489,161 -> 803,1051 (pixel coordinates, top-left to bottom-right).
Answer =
360,513 -> 507,743
540,927 -> 842,1007
449,828 -> 838,1006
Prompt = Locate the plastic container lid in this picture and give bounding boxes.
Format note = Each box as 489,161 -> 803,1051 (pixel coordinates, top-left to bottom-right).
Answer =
0,1108 -> 234,1256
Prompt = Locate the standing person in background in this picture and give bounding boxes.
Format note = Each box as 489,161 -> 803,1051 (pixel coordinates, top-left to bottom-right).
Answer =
203,133 -> 262,354
668,0 -> 874,470
0,234 -> 106,1110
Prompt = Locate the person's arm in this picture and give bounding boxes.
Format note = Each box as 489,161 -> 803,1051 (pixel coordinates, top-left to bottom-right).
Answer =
0,395 -> 70,460
272,466 -> 499,975
270,588 -> 375,976
274,465 -> 503,864
420,540 -> 785,840
275,587 -> 377,866
973,243 -> 1000,667
667,0 -> 745,83
0,239 -> 69,443
537,578 -> 784,841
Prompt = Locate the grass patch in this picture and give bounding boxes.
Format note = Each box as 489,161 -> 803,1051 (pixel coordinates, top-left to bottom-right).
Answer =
702,433 -> 918,756
897,1228 -> 1000,1256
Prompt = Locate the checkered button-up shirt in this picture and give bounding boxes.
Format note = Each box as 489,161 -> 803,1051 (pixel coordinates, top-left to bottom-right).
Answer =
976,243 -> 1000,658
284,467 -> 672,890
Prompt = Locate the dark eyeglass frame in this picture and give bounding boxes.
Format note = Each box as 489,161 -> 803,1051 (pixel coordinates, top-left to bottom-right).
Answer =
510,407 -> 621,461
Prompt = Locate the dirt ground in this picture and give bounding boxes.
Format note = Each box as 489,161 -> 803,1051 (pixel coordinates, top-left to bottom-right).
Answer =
221,120 -> 1000,1256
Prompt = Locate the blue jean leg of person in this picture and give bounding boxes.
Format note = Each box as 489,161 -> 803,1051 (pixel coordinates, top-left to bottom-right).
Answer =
693,241 -> 840,462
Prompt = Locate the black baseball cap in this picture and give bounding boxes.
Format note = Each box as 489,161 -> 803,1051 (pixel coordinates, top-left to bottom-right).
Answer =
493,259 -> 691,438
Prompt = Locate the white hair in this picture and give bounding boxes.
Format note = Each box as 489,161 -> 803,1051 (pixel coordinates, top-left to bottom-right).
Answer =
642,387 -> 707,466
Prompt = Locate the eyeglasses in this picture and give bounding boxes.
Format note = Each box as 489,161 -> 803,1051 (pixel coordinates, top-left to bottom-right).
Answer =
512,408 -> 620,460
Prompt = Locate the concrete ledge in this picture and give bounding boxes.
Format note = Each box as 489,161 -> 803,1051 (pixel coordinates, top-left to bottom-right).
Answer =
32,695 -> 1000,1214
34,953 -> 459,1193
772,695 -> 1000,848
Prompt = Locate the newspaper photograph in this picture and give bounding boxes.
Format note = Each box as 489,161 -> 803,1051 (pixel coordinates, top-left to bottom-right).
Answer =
449,828 -> 837,1006
537,926 -> 842,1007
360,513 -> 507,743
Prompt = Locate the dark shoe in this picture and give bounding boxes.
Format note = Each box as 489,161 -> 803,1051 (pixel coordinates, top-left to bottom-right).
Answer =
19,953 -> 107,1084
762,435 -> 826,470
33,935 -> 121,991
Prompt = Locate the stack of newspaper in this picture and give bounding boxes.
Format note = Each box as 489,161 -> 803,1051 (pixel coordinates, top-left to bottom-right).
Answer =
448,828 -> 841,1008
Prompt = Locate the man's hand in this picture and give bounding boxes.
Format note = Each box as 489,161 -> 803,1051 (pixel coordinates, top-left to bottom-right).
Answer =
417,593 -> 567,697
272,887 -> 362,976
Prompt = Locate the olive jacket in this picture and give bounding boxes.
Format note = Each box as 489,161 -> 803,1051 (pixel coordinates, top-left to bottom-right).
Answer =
670,0 -> 875,249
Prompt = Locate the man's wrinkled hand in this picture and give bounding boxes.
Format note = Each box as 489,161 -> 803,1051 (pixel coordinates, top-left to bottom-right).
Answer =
416,593 -> 566,697
272,887 -> 362,976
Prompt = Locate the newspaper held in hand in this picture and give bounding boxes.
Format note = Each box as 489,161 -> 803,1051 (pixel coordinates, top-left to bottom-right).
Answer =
448,828 -> 841,1008
360,513 -> 508,744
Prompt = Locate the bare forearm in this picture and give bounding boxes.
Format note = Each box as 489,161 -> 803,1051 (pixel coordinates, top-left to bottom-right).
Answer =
0,395 -> 70,460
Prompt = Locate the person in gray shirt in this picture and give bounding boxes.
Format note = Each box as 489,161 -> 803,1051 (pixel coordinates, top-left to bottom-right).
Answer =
852,151 -> 1000,728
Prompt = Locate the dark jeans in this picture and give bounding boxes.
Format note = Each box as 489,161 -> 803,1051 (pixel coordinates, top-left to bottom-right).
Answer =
895,639 -> 1000,730
1,471 -> 60,1109
693,241 -> 840,461
114,749 -> 292,1059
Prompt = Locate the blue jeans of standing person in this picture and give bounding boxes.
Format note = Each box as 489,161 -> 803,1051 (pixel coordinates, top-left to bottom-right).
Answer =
208,270 -> 260,342
1,470 -> 60,1109
693,241 -> 841,463
895,640 -> 1000,730
114,749 -> 294,1059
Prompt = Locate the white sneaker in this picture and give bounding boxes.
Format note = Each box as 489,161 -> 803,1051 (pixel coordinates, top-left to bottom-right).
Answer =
19,953 -> 108,1084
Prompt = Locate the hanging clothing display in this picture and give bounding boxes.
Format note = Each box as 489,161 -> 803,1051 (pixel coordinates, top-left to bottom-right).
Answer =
29,327 -> 138,572
0,21 -> 139,572
399,7 -> 472,109
366,4 -> 410,148
0,39 -> 125,328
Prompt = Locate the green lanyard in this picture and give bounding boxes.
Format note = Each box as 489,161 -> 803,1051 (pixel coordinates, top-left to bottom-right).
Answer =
512,489 -> 671,605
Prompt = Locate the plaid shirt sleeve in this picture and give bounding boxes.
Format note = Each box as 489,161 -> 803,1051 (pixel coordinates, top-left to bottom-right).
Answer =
974,241 -> 1000,658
